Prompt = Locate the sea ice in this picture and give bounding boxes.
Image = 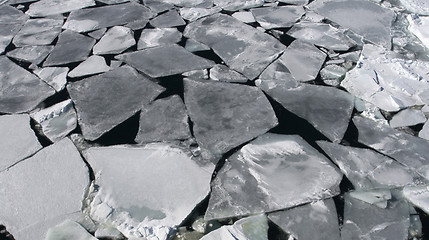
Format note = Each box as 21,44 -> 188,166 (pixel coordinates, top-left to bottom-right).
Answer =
149,10 -> 186,28
0,138 -> 90,240
179,7 -> 221,22
117,44 -> 215,78
419,120 -> 429,140
135,95 -> 191,143
407,14 -> 429,50
0,114 -> 41,171
232,11 -> 255,23
68,55 -> 110,78
183,79 -> 278,161
6,45 -> 53,65
88,28 -> 107,40
184,13 -> 285,79
403,185 -> 429,214
250,6 -> 305,29
12,17 -> 63,47
214,0 -> 264,11
26,0 -> 95,17
209,64 -> 248,83
399,0 -> 429,15
137,28 -> 182,50
205,133 -> 342,220
268,199 -> 341,240
30,99 -> 77,142
0,5 -> 28,54
33,67 -> 68,92
185,38 -> 210,52
389,108 -> 427,128
45,220 -> 97,240
84,143 -> 212,239
0,56 -> 55,113
93,26 -> 135,55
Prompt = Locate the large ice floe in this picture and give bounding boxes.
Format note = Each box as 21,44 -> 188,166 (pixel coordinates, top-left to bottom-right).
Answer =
2,0 -> 429,239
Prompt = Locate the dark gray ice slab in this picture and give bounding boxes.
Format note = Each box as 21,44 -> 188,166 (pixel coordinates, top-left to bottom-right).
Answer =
117,44 -> 215,78
84,143 -> 212,239
341,192 -> 410,240
268,199 -> 341,240
137,28 -> 182,50
257,79 -> 354,143
0,56 -> 55,113
205,133 -> 342,220
62,2 -> 154,33
0,138 -> 90,240
43,30 -> 96,67
209,64 -> 248,83
26,0 -> 96,17
0,5 -> 28,54
158,0 -> 213,8
214,0 -> 264,11
93,26 -> 135,55
67,66 -> 164,141
68,55 -> 110,78
149,10 -> 186,28
389,108 -> 426,128
317,141 -> 426,190
309,0 -> 395,48
353,116 -> 429,180
287,21 -> 356,51
33,67 -> 68,92
0,114 -> 42,171
12,17 -> 63,47
179,7 -> 222,22
184,79 -> 278,160
250,6 -> 305,29
185,38 -> 210,52
135,95 -> 191,143
6,45 -> 53,65
142,0 -> 174,13
184,13 -> 285,79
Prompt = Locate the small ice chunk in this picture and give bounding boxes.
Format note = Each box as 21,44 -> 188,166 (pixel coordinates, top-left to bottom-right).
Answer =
26,0 -> 95,17
183,69 -> 209,79
6,45 -> 53,65
13,17 -> 63,47
209,64 -> 248,83
185,38 -> 210,52
390,108 -> 427,128
68,55 -> 110,78
44,30 -> 96,67
349,189 -> 392,208
268,199 -> 341,240
232,11 -> 255,23
0,138 -> 90,240
353,116 -> 429,180
399,0 -> 429,15
143,0 -> 174,13
137,28 -> 182,50
205,133 -> 342,220
62,2 -> 153,33
0,114 -> 42,171
30,99 -> 77,142
250,6 -> 305,29
0,5 -> 29,54
214,0 -> 264,11
309,0 -> 395,49
419,120 -> 429,140
67,66 -> 164,141
84,143 -> 212,239
179,7 -> 222,22
88,28 -> 107,40
94,225 -> 124,240
341,192 -> 410,240
45,220 -> 97,240
149,10 -> 186,28
184,79 -> 278,161
33,67 -> 68,92
278,0 -> 308,5
320,65 -> 347,81
135,95 -> 191,143
0,56 -> 55,113
407,14 -> 429,50
93,26 -> 135,55
288,21 -> 355,51
403,185 -> 429,214
117,44 -> 215,78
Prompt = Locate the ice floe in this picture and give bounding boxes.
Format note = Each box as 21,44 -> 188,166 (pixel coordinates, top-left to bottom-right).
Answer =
93,26 -> 135,55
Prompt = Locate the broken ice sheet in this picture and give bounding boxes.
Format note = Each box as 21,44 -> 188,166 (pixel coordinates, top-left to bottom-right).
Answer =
0,5 -> 29,54
67,66 -> 164,141
389,108 -> 427,128
287,21 -> 356,51
349,189 -> 392,209
6,45 -> 53,65
84,143 -> 212,239
68,55 -> 110,78
43,30 -> 96,67
257,79 -> 354,143
419,120 -> 429,140
62,2 -> 154,33
137,28 -> 182,50
117,44 -> 215,78
179,7 -> 222,22
399,0 -> 429,15
33,67 -> 68,92
232,11 -> 255,23
309,0 -> 395,49
0,114 -> 42,171
209,64 -> 248,83
353,115 -> 429,180
317,141 -> 426,190
26,0 -> 95,17
135,95 -> 191,143
214,0 -> 264,11
341,44 -> 429,112
407,14 -> 429,50
184,79 -> 278,161
205,133 -> 342,220
201,214 -> 269,240
12,17 -> 63,47
45,220 -> 97,240
250,6 -> 305,29
268,199 -> 340,240
149,10 -> 186,28
403,185 -> 429,214
341,192 -> 410,240
0,138 -> 90,240
93,26 -> 135,55
30,99 -> 77,142
185,38 -> 210,52
184,13 -> 285,80
0,56 -> 55,114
